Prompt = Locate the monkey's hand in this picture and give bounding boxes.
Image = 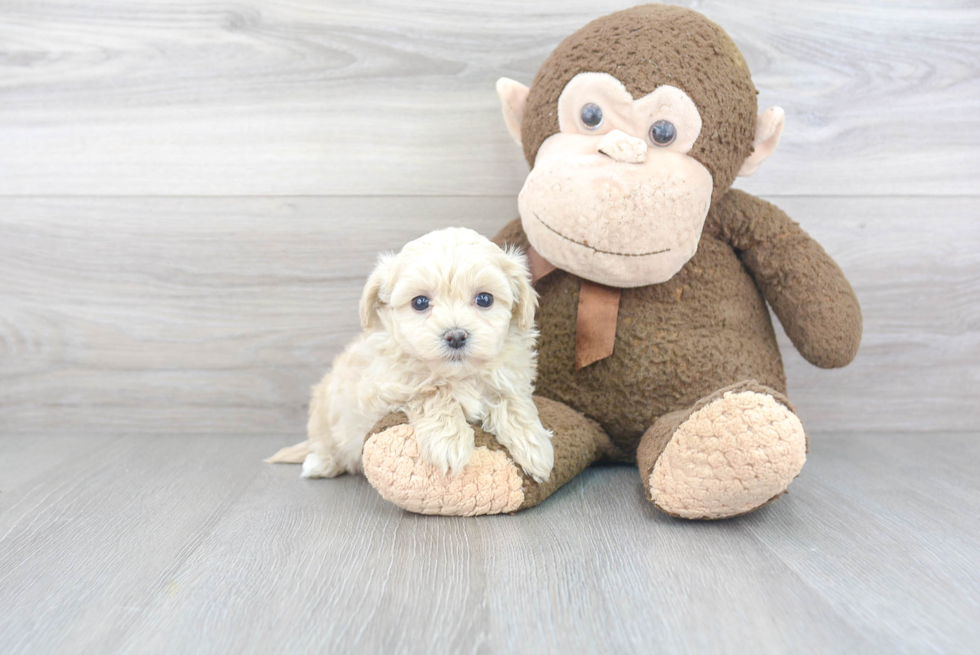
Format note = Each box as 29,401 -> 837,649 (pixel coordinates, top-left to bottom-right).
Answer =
717,190 -> 863,369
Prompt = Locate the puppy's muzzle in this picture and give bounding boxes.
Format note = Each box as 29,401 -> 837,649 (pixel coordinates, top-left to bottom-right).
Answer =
443,328 -> 468,350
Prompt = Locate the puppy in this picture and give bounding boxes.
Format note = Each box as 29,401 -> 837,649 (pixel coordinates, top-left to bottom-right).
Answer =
302,227 -> 554,482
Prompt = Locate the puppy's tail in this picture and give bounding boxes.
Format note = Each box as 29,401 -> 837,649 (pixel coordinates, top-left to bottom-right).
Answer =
265,440 -> 314,464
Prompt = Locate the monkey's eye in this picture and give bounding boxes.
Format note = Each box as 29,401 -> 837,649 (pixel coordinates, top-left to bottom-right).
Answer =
649,120 -> 677,146
474,292 -> 494,308
411,296 -> 430,311
580,103 -> 603,130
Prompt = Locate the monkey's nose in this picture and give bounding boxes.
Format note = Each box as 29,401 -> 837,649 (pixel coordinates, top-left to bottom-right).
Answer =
597,129 -> 647,164
444,328 -> 468,350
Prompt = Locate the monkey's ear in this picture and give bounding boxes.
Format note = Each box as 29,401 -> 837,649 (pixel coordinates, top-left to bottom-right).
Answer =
359,253 -> 395,329
738,107 -> 785,177
496,78 -> 530,146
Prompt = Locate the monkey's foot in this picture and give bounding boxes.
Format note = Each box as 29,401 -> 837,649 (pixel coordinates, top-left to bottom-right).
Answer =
362,424 -> 526,516
639,383 -> 807,520
363,397 -> 611,516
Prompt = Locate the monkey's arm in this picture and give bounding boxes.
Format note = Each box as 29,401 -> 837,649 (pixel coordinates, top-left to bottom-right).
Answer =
713,190 -> 862,368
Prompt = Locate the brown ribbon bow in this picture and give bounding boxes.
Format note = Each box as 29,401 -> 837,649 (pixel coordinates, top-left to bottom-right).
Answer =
526,247 -> 622,369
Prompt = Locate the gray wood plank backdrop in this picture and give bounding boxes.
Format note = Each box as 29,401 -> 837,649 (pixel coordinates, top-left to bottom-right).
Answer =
1,0 -> 978,436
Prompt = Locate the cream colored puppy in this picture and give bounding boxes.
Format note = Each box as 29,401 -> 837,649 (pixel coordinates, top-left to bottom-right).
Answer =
302,227 -> 554,482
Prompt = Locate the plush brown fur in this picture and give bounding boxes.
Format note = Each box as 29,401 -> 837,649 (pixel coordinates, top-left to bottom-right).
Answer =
366,5 -> 862,516
712,191 -> 863,368
492,182 -> 861,456
521,4 -> 758,200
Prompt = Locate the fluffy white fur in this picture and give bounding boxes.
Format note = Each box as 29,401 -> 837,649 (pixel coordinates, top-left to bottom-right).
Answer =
302,227 -> 554,482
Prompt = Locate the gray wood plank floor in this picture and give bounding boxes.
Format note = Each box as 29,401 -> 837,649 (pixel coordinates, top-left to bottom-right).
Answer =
0,432 -> 977,654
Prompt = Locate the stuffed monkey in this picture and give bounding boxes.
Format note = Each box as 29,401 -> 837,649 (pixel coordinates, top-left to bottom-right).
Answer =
361,4 -> 862,519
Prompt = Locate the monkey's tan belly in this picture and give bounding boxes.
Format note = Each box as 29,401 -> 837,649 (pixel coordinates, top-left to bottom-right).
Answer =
534,237 -> 786,457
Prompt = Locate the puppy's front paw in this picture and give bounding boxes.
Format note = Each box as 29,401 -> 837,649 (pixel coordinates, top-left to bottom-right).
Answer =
502,422 -> 554,483
418,424 -> 476,476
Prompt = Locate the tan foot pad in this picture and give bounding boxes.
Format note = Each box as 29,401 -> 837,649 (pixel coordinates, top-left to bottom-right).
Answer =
650,390 -> 807,520
362,424 -> 525,516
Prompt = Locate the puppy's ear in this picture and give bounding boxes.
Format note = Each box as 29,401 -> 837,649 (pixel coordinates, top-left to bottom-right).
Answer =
359,253 -> 395,329
502,247 -> 538,331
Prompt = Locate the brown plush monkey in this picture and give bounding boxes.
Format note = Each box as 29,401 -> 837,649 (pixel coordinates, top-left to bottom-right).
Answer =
361,4 -> 862,519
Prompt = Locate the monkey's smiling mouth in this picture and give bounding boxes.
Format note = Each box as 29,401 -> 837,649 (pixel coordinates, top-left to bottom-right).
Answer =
533,213 -> 670,258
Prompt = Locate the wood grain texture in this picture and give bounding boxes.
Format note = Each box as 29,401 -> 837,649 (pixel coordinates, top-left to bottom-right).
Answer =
0,434 -> 272,655
0,432 -> 977,654
1,195 -> 977,436
0,433 -> 119,499
0,0 -> 977,196
743,433 -> 980,652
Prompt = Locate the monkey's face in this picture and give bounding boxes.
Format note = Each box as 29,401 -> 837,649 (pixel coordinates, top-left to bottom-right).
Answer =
495,5 -> 785,289
517,73 -> 713,288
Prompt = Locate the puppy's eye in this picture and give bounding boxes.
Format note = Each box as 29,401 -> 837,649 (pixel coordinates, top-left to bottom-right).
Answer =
411,296 -> 430,311
649,120 -> 677,146
474,292 -> 493,308
580,103 -> 603,130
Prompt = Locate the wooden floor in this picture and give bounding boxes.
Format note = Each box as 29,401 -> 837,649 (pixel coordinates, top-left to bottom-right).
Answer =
0,432 -> 977,654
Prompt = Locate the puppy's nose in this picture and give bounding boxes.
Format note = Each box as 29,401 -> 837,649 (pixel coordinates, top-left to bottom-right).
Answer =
444,328 -> 468,350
